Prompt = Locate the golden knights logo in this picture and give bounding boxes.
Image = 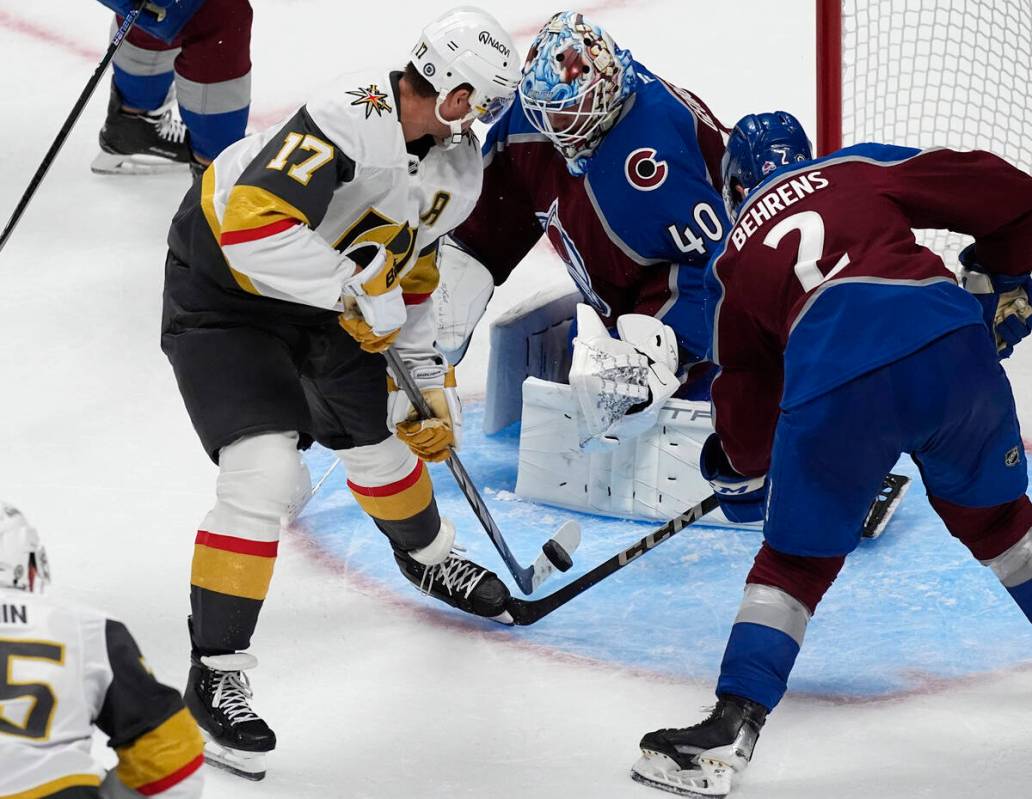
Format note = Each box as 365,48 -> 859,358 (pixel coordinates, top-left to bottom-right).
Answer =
347,84 -> 392,118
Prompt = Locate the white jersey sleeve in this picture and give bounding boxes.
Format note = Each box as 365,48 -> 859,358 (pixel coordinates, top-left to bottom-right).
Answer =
0,590 -> 204,798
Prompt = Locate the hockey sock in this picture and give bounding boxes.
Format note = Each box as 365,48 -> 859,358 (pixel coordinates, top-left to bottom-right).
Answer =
932,495 -> 1032,622
113,65 -> 175,113
340,441 -> 443,552
715,584 -> 808,712
716,545 -> 845,710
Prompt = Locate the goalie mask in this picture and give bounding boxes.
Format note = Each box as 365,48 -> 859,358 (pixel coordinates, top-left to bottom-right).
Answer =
519,11 -> 637,176
410,7 -> 521,145
0,503 -> 50,593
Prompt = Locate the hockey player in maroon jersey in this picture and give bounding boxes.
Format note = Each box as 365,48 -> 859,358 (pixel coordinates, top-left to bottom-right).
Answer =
432,11 -> 907,531
92,0 -> 252,174
630,111 -> 1032,797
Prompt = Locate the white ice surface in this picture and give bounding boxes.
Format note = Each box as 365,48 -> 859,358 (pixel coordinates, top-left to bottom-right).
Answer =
0,2 -> 1030,797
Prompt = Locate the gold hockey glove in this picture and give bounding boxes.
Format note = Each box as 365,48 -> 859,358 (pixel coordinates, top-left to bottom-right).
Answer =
339,241 -> 406,338
387,362 -> 461,462
339,298 -> 401,353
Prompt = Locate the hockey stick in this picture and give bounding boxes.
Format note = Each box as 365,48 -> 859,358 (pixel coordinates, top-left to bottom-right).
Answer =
0,3 -> 147,257
285,459 -> 339,524
384,348 -> 581,595
507,494 -> 720,625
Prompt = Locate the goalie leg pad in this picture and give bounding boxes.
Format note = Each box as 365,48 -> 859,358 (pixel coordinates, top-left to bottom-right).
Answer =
483,287 -> 581,433
515,377 -> 759,526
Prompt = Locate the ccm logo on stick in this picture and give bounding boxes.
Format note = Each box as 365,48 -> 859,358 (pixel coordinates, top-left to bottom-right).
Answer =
625,148 -> 668,191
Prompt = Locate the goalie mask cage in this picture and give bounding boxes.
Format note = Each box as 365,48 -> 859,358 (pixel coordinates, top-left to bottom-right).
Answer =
816,0 -> 1032,266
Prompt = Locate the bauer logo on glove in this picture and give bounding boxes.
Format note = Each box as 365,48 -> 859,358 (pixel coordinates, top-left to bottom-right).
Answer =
338,240 -> 407,337
387,359 -> 462,462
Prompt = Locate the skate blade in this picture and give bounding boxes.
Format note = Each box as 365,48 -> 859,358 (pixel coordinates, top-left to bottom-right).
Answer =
201,733 -> 268,781
861,474 -> 911,540
630,752 -> 730,798
90,149 -> 190,175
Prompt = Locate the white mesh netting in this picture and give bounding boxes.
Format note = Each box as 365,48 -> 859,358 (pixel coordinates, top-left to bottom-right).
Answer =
840,0 -> 1032,267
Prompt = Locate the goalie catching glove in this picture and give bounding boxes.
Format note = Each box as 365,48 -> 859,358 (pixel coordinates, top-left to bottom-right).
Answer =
387,357 -> 462,462
960,244 -> 1032,359
338,241 -> 406,353
568,304 -> 680,449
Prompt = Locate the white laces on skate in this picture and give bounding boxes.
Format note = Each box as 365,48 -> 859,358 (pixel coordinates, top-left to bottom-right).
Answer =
420,547 -> 486,599
211,670 -> 261,725
154,109 -> 188,145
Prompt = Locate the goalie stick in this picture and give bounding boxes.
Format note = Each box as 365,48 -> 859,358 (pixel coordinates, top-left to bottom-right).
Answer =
384,348 -> 581,595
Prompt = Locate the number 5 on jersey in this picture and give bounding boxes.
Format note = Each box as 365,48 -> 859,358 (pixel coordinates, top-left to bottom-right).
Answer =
0,639 -> 63,740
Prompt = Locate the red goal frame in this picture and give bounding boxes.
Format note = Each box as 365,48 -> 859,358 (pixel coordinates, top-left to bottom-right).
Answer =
816,0 -> 843,155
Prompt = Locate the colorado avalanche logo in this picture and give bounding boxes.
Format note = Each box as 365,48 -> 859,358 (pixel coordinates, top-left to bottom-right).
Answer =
625,147 -> 668,191
536,198 -> 612,316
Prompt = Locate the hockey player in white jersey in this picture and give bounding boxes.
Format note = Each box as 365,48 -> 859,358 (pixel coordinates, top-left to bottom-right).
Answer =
0,504 -> 205,799
160,6 -> 520,780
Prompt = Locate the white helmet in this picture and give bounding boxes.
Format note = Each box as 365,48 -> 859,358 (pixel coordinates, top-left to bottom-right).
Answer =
410,6 -> 521,143
0,504 -> 49,592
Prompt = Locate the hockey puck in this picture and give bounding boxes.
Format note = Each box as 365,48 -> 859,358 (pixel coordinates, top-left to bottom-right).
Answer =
542,539 -> 573,572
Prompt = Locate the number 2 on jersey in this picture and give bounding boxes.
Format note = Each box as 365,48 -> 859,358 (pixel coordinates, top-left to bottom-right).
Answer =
0,639 -> 63,740
267,132 -> 335,186
764,210 -> 851,292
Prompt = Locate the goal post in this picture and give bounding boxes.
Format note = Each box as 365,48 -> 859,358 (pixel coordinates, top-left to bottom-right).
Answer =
816,0 -> 842,155
816,0 -> 1032,262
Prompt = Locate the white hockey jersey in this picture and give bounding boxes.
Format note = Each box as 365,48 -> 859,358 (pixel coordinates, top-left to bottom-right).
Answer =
0,589 -> 203,799
168,67 -> 482,357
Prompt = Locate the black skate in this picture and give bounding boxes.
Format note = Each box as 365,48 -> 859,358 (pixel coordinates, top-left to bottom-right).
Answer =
92,83 -> 194,174
631,695 -> 768,797
860,473 -> 911,539
394,547 -> 514,624
184,652 -> 276,781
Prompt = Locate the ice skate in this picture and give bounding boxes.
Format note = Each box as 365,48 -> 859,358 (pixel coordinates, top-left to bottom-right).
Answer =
91,83 -> 194,175
631,695 -> 767,797
861,473 -> 911,539
184,652 -> 276,780
394,546 -> 514,624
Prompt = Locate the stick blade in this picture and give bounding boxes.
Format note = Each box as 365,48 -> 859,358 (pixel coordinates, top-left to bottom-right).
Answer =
529,520 -> 581,593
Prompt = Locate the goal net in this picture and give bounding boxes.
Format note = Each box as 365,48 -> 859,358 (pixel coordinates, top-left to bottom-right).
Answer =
817,0 -> 1032,266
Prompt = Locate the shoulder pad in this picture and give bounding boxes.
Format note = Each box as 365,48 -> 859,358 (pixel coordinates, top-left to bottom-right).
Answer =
586,90 -> 727,263
820,142 -> 924,166
483,95 -> 551,152
305,69 -> 407,169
